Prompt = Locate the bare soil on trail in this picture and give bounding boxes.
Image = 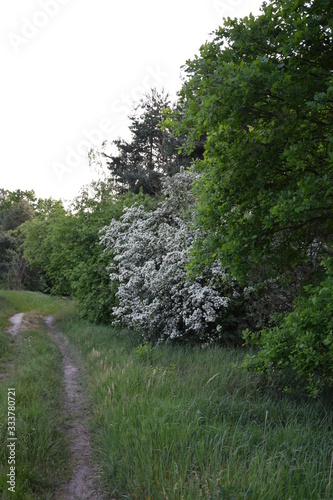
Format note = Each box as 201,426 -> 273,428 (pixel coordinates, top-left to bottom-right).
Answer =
45,316 -> 106,500
7,312 -> 25,336
8,312 -> 46,337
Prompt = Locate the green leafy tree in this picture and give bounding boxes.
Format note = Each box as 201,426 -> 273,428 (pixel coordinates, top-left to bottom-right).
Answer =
2,200 -> 35,231
0,191 -> 38,289
177,0 -> 332,282
20,202 -> 72,295
171,0 -> 333,393
242,260 -> 333,397
67,181 -> 156,323
0,189 -> 36,213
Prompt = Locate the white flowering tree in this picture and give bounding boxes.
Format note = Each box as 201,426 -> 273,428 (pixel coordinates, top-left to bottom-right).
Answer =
101,170 -> 236,343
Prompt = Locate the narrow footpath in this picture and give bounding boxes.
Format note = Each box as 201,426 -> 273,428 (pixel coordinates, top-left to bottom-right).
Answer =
44,316 -> 106,500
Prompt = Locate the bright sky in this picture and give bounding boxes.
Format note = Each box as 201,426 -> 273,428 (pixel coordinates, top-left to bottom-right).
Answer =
1,0 -> 263,202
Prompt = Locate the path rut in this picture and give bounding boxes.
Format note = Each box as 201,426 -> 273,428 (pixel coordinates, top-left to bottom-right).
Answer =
45,316 -> 106,500
7,313 -> 25,336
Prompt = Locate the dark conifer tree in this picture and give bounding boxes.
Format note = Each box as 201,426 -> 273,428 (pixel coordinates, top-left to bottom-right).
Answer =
103,89 -> 204,196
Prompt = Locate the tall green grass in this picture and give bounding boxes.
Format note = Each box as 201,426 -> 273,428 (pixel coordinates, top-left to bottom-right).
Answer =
56,308 -> 333,499
1,291 -> 331,499
0,291 -> 72,499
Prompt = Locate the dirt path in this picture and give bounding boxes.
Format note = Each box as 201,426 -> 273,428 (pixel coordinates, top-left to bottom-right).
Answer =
7,313 -> 25,336
45,316 -> 106,500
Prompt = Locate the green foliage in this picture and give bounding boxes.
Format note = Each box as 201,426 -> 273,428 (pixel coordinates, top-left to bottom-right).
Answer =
176,0 -> 332,282
102,89 -> 194,196
70,184 -> 157,323
0,189 -> 62,291
168,0 -> 333,392
242,261 -> 333,397
134,343 -> 160,364
1,200 -> 34,232
0,195 -> 36,290
21,180 -> 157,323
0,189 -> 36,213
20,203 -> 72,295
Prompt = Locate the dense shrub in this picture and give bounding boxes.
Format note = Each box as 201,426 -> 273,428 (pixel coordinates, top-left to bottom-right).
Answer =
101,171 -> 241,343
242,260 -> 333,396
21,181 -> 156,324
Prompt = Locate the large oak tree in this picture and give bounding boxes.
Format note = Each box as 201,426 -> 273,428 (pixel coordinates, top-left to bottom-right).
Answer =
177,0 -> 332,283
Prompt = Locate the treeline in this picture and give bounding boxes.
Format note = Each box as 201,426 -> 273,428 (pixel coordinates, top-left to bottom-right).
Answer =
1,0 -> 332,396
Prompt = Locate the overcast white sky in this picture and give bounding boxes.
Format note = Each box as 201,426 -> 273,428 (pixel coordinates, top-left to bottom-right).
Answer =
1,0 -> 263,202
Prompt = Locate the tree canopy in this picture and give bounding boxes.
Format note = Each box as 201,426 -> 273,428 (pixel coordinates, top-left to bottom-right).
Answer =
102,89 -> 175,195
102,88 -> 204,196
165,0 -> 333,394
175,0 -> 332,284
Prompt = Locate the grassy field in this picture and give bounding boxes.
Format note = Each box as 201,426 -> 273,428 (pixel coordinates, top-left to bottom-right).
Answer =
0,291 -> 72,499
0,290 -> 332,499
56,307 -> 333,499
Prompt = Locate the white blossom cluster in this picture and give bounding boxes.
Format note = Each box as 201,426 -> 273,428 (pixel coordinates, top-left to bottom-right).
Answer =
101,170 -> 231,342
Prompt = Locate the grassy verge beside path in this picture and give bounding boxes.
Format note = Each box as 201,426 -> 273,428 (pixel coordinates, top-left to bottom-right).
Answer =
0,291 -> 72,499
56,306 -> 333,500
